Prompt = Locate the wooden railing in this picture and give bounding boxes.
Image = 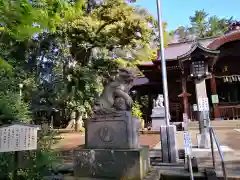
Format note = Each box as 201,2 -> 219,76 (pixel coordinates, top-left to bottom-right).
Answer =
146,104 -> 240,122
219,105 -> 240,120
190,105 -> 240,120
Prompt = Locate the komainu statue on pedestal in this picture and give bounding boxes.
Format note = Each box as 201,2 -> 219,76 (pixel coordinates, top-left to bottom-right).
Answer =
93,68 -> 136,115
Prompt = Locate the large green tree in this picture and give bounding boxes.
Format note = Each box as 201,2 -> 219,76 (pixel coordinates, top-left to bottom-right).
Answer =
0,0 -> 159,127
54,0 -> 158,127
171,9 -> 233,42
0,0 -> 79,178
189,9 -> 209,38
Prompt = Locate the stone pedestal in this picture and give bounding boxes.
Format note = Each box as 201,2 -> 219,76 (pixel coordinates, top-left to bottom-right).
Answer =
74,111 -> 149,179
197,133 -> 211,149
197,111 -> 211,148
151,107 -> 166,131
85,111 -> 140,149
160,125 -> 178,163
73,146 -> 150,179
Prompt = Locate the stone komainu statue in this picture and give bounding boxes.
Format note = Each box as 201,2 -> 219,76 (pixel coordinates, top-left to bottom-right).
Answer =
93,68 -> 136,114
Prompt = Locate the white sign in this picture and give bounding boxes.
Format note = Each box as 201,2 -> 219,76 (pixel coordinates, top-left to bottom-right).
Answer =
192,104 -> 198,111
211,94 -> 219,104
197,97 -> 209,111
0,124 -> 40,152
184,131 -> 192,155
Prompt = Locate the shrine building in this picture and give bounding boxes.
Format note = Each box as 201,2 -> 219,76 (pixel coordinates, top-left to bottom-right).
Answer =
132,22 -> 240,124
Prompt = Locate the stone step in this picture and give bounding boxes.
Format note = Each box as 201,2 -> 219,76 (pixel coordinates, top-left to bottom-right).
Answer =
204,168 -> 218,180
151,160 -> 184,167
156,166 -> 240,180
149,149 -> 185,158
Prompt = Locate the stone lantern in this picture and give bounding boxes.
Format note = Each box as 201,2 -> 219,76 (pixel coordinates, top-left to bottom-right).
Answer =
178,42 -> 220,148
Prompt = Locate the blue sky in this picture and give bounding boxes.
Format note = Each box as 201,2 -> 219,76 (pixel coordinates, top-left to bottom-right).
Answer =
134,0 -> 240,30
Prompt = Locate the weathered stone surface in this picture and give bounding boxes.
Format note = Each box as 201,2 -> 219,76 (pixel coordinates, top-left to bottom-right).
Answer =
151,107 -> 166,131
85,111 -> 140,149
92,68 -> 136,115
151,107 -> 165,118
73,146 -> 150,179
167,125 -> 178,163
160,125 -> 179,163
160,126 -> 169,163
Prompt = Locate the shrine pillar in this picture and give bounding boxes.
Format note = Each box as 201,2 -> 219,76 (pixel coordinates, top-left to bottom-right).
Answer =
210,73 -> 220,119
181,75 -> 190,117
177,42 -> 220,148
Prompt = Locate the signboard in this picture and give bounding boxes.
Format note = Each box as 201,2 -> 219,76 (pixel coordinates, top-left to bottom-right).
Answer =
184,131 -> 192,155
0,124 -> 40,152
211,94 -> 219,104
197,97 -> 209,111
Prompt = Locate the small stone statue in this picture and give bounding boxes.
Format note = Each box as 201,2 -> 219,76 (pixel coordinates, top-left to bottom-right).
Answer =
154,94 -> 164,108
93,68 -> 136,115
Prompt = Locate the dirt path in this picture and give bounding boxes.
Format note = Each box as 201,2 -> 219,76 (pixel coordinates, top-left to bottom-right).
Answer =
53,133 -> 160,150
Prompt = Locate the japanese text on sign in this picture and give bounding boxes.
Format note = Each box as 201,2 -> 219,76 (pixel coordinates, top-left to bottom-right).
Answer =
198,97 -> 209,111
0,125 -> 39,152
184,131 -> 192,155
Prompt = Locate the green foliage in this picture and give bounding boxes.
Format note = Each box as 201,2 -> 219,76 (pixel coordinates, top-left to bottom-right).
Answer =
79,127 -> 85,132
0,1 -> 67,178
0,0 -> 157,120
190,10 -> 230,38
0,58 -> 12,73
0,91 -> 31,123
0,0 -> 159,177
60,0 -> 155,59
189,9 -> 209,38
132,101 -> 144,122
171,9 -> 232,41
53,0 -> 157,117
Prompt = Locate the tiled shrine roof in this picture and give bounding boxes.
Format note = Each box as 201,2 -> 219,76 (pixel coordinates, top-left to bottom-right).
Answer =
134,25 -> 240,86
159,37 -> 218,61
139,24 -> 240,67
177,41 -> 220,61
138,37 -> 218,67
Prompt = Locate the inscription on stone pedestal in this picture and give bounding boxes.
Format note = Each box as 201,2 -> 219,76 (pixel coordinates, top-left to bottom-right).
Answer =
151,106 -> 166,131
99,126 -> 115,143
86,111 -> 140,149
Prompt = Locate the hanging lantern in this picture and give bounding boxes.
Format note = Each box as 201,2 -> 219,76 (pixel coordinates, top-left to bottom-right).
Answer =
190,60 -> 208,78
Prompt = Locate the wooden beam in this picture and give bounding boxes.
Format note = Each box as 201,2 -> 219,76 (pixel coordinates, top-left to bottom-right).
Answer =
210,73 -> 220,119
179,75 -> 190,119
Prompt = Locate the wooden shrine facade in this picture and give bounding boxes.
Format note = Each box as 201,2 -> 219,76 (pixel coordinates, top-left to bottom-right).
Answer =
132,22 -> 240,124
